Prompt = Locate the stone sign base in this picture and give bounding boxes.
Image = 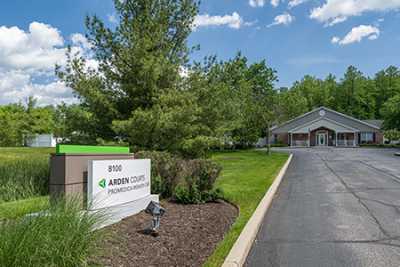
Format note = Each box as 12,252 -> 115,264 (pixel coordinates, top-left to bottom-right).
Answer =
91,194 -> 159,229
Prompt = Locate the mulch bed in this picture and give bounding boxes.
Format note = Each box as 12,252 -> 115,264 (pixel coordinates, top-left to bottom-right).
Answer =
97,200 -> 238,267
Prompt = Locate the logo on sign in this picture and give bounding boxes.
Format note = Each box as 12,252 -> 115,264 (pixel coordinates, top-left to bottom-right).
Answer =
98,178 -> 106,189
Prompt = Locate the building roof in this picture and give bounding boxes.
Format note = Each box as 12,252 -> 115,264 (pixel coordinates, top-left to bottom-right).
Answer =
272,107 -> 381,134
362,120 -> 384,128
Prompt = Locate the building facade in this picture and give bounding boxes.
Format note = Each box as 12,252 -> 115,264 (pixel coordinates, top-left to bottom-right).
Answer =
271,107 -> 383,147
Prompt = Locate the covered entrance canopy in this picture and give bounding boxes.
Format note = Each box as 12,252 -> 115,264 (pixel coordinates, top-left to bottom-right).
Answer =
289,117 -> 359,147
270,107 -> 383,147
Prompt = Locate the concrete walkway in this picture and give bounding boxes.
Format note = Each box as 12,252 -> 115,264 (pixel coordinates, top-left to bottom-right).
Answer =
246,147 -> 400,267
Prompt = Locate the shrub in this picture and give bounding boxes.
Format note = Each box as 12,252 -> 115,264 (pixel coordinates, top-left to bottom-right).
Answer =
173,159 -> 223,204
135,151 -> 183,198
135,151 -> 223,204
180,136 -> 220,159
0,197 -> 105,267
174,186 -> 223,204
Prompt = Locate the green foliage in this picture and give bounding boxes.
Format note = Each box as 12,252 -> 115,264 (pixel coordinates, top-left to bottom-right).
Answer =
0,197 -> 49,220
0,99 -> 56,147
180,136 -> 219,158
384,129 -> 400,142
0,197 -> 105,267
57,0 -> 199,142
135,151 -> 222,203
135,150 -> 182,198
382,95 -> 400,130
276,65 -> 400,130
173,159 -> 222,204
0,148 -> 52,203
173,184 -> 202,204
188,54 -> 277,148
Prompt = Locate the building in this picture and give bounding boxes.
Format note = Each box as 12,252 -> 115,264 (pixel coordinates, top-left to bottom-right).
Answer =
271,107 -> 383,147
26,134 -> 57,147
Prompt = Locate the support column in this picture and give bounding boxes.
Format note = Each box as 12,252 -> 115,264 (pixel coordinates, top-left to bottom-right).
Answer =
353,132 -> 356,147
335,132 -> 338,147
308,132 -> 311,147
290,133 -> 293,147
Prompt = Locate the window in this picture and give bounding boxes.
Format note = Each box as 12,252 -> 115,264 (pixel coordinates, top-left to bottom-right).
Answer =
360,132 -> 374,143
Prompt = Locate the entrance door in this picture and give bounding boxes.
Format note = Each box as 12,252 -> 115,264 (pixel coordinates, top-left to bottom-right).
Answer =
317,133 -> 326,146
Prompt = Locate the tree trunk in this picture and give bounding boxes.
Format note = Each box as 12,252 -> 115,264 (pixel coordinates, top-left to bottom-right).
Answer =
267,124 -> 271,156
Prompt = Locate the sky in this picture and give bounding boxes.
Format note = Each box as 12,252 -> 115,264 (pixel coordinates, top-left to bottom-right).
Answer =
0,0 -> 400,105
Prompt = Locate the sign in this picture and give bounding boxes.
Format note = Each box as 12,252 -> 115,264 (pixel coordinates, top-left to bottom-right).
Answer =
88,159 -> 151,210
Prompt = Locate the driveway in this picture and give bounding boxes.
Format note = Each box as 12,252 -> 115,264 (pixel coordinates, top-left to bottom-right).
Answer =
246,147 -> 400,267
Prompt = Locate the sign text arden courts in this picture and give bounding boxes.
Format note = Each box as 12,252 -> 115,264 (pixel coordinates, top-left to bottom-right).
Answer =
88,159 -> 151,210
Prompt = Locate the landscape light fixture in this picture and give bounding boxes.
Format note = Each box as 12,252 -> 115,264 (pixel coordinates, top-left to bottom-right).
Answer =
145,201 -> 166,234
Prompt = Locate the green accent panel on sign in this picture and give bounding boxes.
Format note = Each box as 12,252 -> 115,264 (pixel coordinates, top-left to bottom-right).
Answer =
56,144 -> 130,155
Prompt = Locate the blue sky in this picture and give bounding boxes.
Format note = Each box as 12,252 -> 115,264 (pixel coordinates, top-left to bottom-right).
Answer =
0,0 -> 399,105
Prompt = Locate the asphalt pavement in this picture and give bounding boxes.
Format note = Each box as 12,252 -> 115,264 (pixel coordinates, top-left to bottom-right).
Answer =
246,147 -> 400,267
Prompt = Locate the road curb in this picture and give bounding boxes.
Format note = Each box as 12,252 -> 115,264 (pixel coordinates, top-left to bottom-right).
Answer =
222,153 -> 293,267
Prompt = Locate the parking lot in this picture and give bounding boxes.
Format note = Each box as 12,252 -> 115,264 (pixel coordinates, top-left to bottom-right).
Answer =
246,147 -> 400,267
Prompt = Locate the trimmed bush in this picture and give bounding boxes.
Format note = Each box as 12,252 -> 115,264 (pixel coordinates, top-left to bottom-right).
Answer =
135,151 -> 223,203
0,197 -> 105,267
135,151 -> 182,198
173,159 -> 222,204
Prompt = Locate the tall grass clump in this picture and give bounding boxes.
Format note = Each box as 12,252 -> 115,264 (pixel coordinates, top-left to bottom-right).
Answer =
0,197 -> 106,267
0,147 -> 52,202
0,158 -> 49,202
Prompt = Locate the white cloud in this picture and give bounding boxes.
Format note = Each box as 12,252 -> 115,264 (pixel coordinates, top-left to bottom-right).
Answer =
193,12 -> 245,29
268,13 -> 295,27
331,25 -> 380,45
288,0 -> 307,8
0,22 -> 96,105
0,70 -> 74,105
331,36 -> 340,44
249,0 -> 265,7
0,22 -> 65,71
71,33 -> 92,50
271,0 -> 280,7
310,0 -> 400,26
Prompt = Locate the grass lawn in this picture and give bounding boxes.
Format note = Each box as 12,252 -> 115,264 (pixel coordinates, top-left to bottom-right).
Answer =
204,150 -> 289,267
0,196 -> 49,219
0,147 -> 54,161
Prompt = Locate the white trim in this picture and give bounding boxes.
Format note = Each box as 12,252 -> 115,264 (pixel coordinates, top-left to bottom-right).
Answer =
271,107 -> 323,131
321,107 -> 380,130
288,117 -> 359,133
272,106 -> 380,132
316,130 -> 328,146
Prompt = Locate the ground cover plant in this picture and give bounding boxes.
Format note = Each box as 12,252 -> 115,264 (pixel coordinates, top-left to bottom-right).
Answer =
203,150 -> 288,267
0,147 -> 53,202
0,197 -> 105,267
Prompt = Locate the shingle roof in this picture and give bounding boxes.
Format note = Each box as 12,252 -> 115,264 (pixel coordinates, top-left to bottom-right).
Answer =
362,120 -> 383,129
271,107 -> 381,133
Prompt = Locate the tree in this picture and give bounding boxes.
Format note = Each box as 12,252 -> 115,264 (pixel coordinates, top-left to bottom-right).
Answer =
0,104 -> 26,146
384,129 -> 400,143
374,66 -> 400,118
57,0 -> 199,141
381,94 -> 400,130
